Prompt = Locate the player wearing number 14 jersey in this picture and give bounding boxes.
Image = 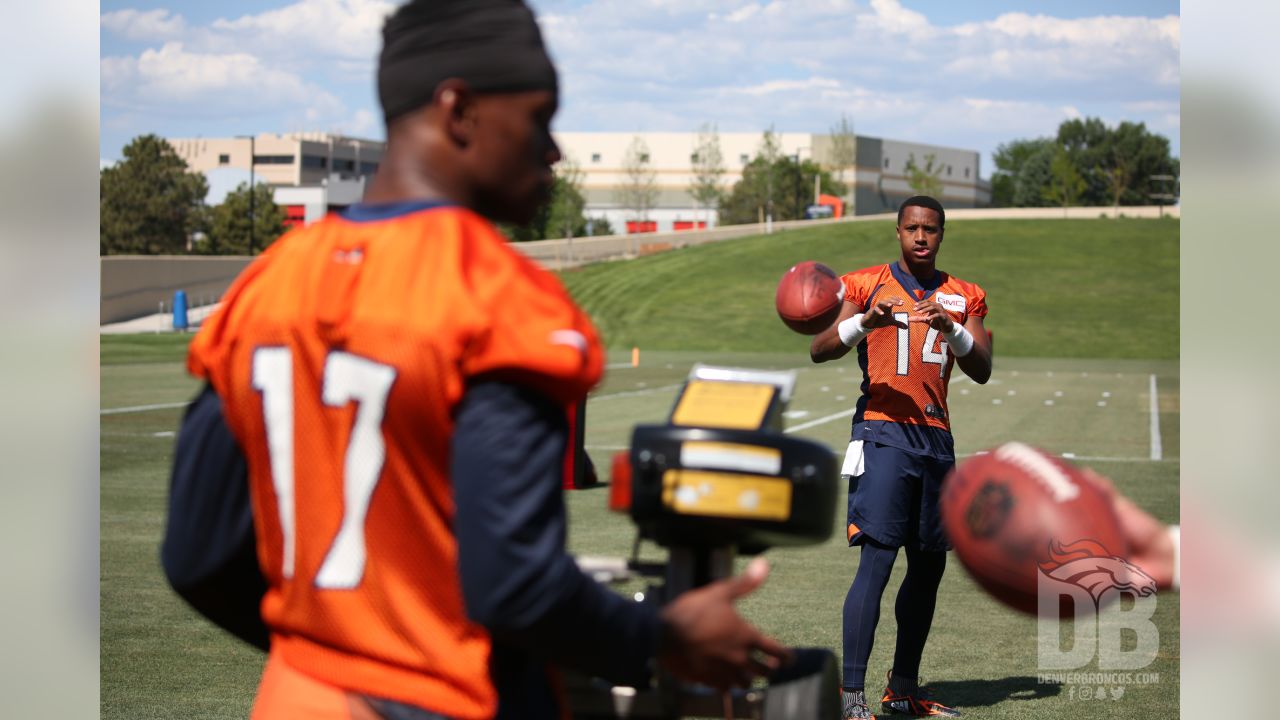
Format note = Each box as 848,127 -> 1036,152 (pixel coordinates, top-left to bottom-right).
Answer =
810,196 -> 992,719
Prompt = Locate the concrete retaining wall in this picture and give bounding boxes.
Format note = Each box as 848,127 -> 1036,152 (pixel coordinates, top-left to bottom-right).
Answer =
511,205 -> 1177,270
101,256 -> 250,324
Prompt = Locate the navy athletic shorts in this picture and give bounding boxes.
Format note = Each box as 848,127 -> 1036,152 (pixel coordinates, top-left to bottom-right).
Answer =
845,441 -> 953,551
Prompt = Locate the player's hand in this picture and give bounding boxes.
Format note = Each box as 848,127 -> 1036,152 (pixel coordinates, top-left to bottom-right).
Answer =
1080,469 -> 1177,589
861,298 -> 906,329
657,557 -> 794,689
910,300 -> 955,332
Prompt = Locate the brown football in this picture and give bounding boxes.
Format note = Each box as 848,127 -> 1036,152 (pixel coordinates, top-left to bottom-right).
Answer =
940,442 -> 1135,616
775,261 -> 843,335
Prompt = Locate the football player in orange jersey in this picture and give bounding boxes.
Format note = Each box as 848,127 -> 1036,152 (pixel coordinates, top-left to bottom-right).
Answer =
810,196 -> 992,719
160,2 -> 790,719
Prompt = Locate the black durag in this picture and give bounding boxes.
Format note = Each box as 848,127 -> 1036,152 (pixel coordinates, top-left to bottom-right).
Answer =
378,0 -> 559,123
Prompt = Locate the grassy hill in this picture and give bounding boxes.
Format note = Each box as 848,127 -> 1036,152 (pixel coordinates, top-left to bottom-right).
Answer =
99,217 -> 1179,363
559,217 -> 1179,359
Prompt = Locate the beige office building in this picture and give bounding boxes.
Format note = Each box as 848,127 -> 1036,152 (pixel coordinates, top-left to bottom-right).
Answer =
167,133 -> 385,226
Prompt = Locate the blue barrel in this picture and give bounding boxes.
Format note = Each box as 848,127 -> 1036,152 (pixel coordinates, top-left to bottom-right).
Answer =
173,290 -> 190,331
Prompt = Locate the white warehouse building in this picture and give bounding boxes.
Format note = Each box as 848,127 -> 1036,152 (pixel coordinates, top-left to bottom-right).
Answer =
554,131 -> 991,234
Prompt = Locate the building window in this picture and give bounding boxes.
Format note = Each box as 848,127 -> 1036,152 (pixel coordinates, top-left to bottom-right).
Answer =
884,157 -> 890,169
591,153 -> 601,163
333,159 -> 356,172
740,154 -> 749,164
360,161 -> 379,175
946,165 -> 952,176
253,155 -> 294,165
218,154 -> 230,165
301,155 -> 328,169
965,167 -> 970,178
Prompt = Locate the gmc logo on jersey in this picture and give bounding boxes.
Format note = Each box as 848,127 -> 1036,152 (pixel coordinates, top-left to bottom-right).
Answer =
936,293 -> 966,313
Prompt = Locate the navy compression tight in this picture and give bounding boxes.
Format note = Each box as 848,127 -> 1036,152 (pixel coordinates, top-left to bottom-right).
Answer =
842,540 -> 947,690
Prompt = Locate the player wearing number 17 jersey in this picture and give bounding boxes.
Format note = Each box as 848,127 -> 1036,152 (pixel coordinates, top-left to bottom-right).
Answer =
810,196 -> 992,719
160,2 -> 789,719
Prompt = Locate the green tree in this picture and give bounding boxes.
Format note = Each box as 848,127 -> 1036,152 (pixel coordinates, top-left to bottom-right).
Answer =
205,182 -> 287,255
1042,145 -> 1087,214
719,151 -> 845,226
1013,143 -> 1057,207
757,126 -> 783,164
990,137 -> 1054,207
100,134 -> 209,254
501,159 -> 590,242
586,216 -> 614,236
993,119 -> 1178,208
615,136 -> 658,227
547,156 -> 588,239
1098,120 -> 1178,206
1101,157 -> 1132,213
827,114 -> 857,213
688,123 -> 726,222
1055,117 -> 1112,205
904,152 -> 944,198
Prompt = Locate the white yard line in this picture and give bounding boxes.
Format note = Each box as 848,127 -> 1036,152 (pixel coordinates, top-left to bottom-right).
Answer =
783,408 -> 856,434
1149,374 -> 1163,461
1046,454 -> 1177,464
101,401 -> 189,416
589,383 -> 683,401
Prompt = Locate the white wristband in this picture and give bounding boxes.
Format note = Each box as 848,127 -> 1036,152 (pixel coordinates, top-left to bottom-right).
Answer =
944,322 -> 975,357
1168,525 -> 1180,591
838,314 -> 869,347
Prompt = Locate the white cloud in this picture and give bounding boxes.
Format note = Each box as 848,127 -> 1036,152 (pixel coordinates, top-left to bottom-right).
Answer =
977,12 -> 1179,48
725,4 -> 760,23
211,0 -> 394,62
101,9 -> 186,41
868,0 -> 932,34
347,109 -> 379,137
730,77 -> 841,96
102,42 -> 343,118
945,12 -> 1179,89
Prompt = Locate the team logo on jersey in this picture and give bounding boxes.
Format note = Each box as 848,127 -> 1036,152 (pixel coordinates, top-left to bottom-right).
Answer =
935,293 -> 967,313
925,403 -> 947,420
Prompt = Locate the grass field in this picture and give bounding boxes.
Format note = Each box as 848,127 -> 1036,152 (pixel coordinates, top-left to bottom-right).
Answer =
101,217 -> 1179,719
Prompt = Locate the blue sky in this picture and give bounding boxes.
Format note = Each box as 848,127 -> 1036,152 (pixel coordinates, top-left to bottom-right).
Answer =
101,0 -> 1180,176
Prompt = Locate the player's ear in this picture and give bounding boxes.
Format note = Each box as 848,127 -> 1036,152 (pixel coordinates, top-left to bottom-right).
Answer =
436,79 -> 478,149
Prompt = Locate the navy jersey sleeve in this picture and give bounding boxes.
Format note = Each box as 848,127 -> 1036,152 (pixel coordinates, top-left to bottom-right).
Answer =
160,384 -> 269,651
452,381 -> 661,688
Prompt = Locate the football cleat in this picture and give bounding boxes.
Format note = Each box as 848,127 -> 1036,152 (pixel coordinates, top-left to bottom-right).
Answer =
879,672 -> 960,717
841,688 -> 876,719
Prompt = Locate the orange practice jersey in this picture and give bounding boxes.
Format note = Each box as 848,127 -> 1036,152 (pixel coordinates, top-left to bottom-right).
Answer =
188,203 -> 604,719
840,263 -> 987,433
